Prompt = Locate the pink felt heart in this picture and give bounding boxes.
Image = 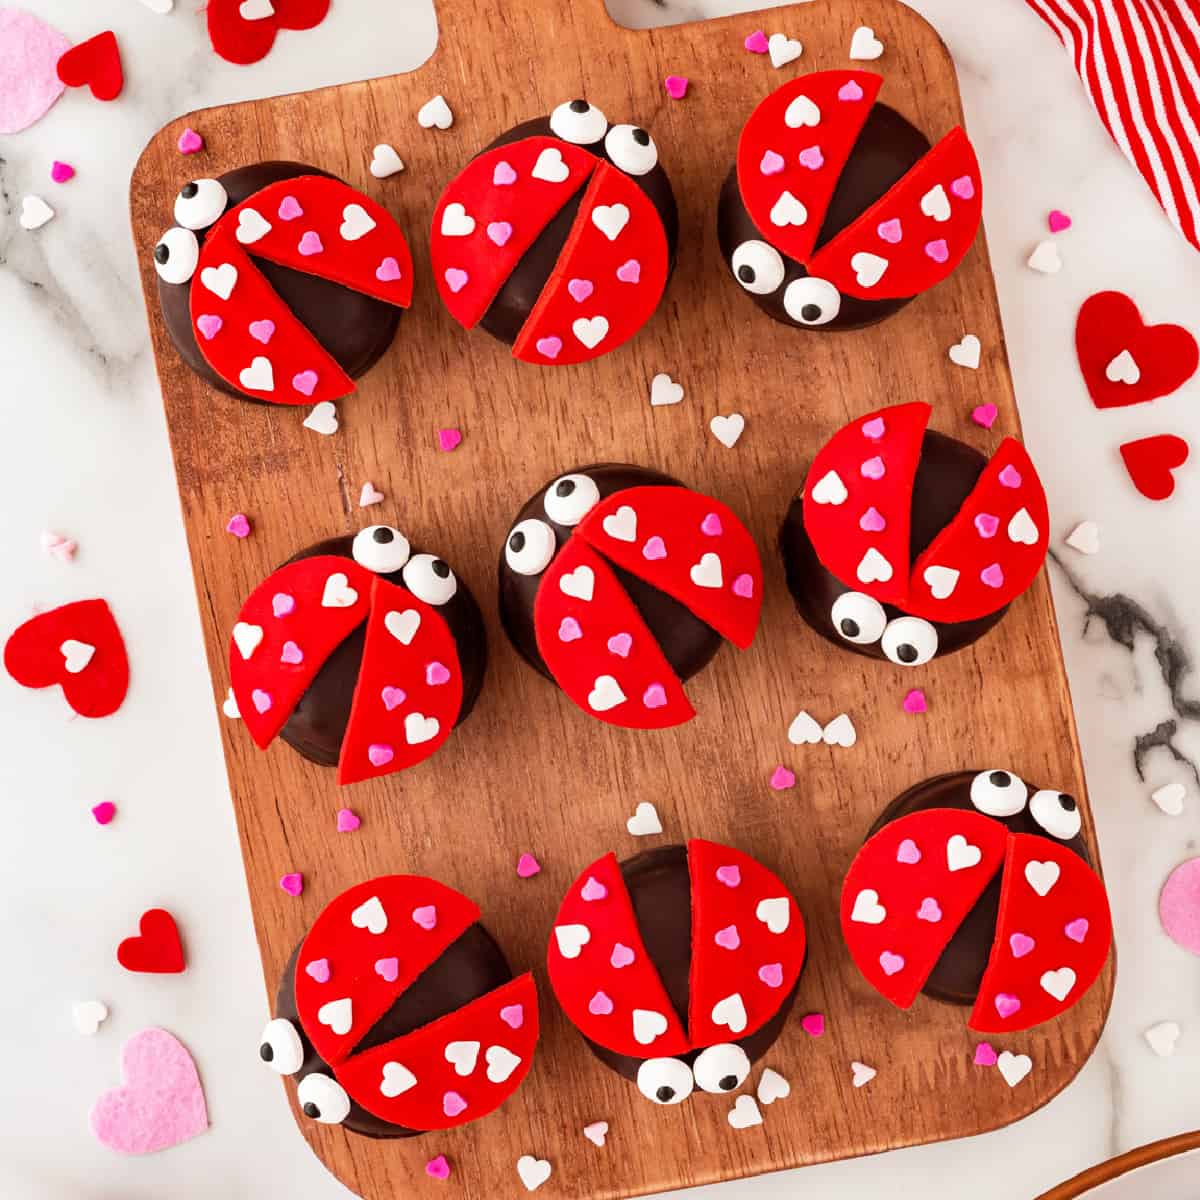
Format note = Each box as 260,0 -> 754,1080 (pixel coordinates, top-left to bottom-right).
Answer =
92,801 -> 117,825
925,239 -> 950,263
994,993 -> 1022,1018
758,962 -> 784,988
972,403 -> 998,429
838,80 -> 865,102
380,686 -> 406,711
335,808 -> 360,832
798,145 -> 824,170
643,536 -> 667,561
196,314 -> 223,341
589,990 -> 614,1015
643,683 -> 667,708
558,617 -> 583,643
487,221 -> 513,247
425,661 -> 451,686
974,1042 -> 998,1067
715,864 -> 741,887
516,852 -> 541,878
177,128 -> 203,155
859,506 -> 886,533
744,29 -> 769,53
89,1028 -> 208,1155
437,427 -> 462,452
916,897 -> 942,923
1064,917 -> 1089,943
879,951 -> 905,976
535,336 -> 562,359
760,149 -> 785,176
610,943 -> 635,968
0,10 -> 70,135
444,268 -> 469,294
277,196 -> 303,220
292,370 -> 318,397
902,689 -> 927,715
1160,857 -> 1200,954
615,259 -> 641,284
279,872 -> 303,896
367,743 -> 394,767
581,876 -> 608,902
298,231 -> 324,256
500,1004 -> 525,1029
248,319 -> 275,345
800,1012 -> 825,1037
664,74 -> 688,99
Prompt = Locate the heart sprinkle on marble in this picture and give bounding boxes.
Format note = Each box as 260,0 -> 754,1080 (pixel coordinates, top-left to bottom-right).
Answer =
974,1042 -> 998,1067
517,853 -> 541,878
769,765 -> 796,791
438,427 -> 462,452
664,75 -> 688,99
279,872 -> 303,897
225,512 -> 251,538
800,1012 -> 825,1037
1151,783 -> 1186,816
1065,521 -> 1100,555
91,801 -> 117,826
1048,209 -> 1072,233
177,128 -> 203,155
1144,1021 -> 1181,1057
41,531 -> 78,562
51,160 -> 75,183
903,689 -> 927,714
336,808 -> 360,832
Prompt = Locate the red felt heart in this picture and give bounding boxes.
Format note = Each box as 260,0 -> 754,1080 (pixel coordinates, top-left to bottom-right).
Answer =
117,909 -> 186,974
56,31 -> 123,102
1075,291 -> 1198,409
3,599 -> 129,718
206,0 -> 331,67
1120,434 -> 1190,501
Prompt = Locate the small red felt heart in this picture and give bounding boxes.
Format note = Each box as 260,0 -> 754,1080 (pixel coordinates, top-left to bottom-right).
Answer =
1076,291 -> 1198,409
118,909 -> 186,974
1120,434 -> 1190,501
56,31 -> 123,102
206,0 -> 331,67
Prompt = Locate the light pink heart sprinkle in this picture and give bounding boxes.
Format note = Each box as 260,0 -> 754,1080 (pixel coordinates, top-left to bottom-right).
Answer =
272,592 -> 295,617
972,403 -> 998,429
896,838 -> 922,864
278,196 -> 303,220
426,1155 -> 451,1181
292,370 -> 318,397
51,160 -> 76,182
715,864 -> 741,887
998,465 -> 1022,488
974,1042 -> 998,1067
177,128 -> 203,155
760,149 -> 785,176
879,950 -> 905,976
589,990 -> 614,1015
298,231 -> 324,256
443,1092 -> 467,1118
581,876 -> 608,902
643,683 -> 668,709
801,1012 -> 825,1037
859,506 -> 886,533
607,632 -> 633,658
981,563 -> 1005,588
995,993 -> 1022,1018
444,268 -> 469,294
860,455 -> 885,480
493,160 -> 517,186
567,277 -> 594,302
903,689 -> 927,715
1065,918 -> 1089,943
1048,209 -> 1071,233
951,175 -> 976,201
376,257 -> 401,282
877,218 -> 903,244
861,416 -> 886,440
226,512 -> 251,538
665,75 -> 689,99
412,905 -> 438,931
336,808 -> 360,832
305,958 -> 331,983
701,512 -> 723,536
610,943 -> 635,968
838,80 -> 865,101
758,962 -> 784,988
368,743 -> 394,767
280,640 -> 303,665
732,573 -> 754,598
916,897 -> 942,923
43,533 -> 77,562
925,239 -> 950,264
1010,932 -> 1035,957
251,689 -> 272,714
770,765 -> 795,791
248,319 -> 275,345
558,617 -> 583,643
643,536 -> 667,560
279,872 -> 303,897
426,661 -> 451,686
616,259 -> 641,284
196,314 -> 222,341
517,853 -> 541,878
487,220 -> 513,247
438,428 -> 462,452
536,335 -> 562,358
974,512 -> 999,539
715,924 -> 741,950
375,957 -> 400,982
744,29 -> 769,53
381,686 -> 406,711
500,1004 -> 525,1029
798,145 -> 824,170
91,801 -> 117,826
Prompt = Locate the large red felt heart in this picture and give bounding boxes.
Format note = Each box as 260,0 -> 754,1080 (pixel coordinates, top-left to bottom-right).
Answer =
3,599 -> 129,718
1120,434 -> 1190,501
206,0 -> 331,67
1076,291 -> 1198,409
117,909 -> 186,974
55,31 -> 123,102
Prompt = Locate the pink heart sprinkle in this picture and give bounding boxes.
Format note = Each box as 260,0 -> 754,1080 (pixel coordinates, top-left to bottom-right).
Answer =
925,239 -> 950,264
438,428 -> 462,452
759,149 -> 785,176
607,632 -> 633,658
444,268 -> 469,294
375,956 -> 399,982
664,74 -> 688,99
916,898 -> 942,923
493,161 -> 517,186
589,990 -> 614,1015
1048,209 -> 1071,233
272,592 -> 295,617
487,220 -> 513,247
974,512 -> 999,539
758,962 -> 784,988
558,617 -> 583,643
368,743 -> 394,767
305,958 -> 331,984
770,765 -> 795,791
278,196 -> 302,220
251,689 -> 272,714
517,852 -> 541,878
226,512 -> 250,538
581,876 -> 608,902
280,872 -> 303,897
701,512 -> 723,537
896,838 -> 922,864
972,403 -> 998,429
877,218 -> 903,244
838,80 -> 865,101
381,686 -> 406,711
412,905 -> 438,931
861,416 -> 886,440
177,128 -> 203,155
951,175 -> 976,201
292,370 -> 318,397
859,506 -> 886,533
567,277 -> 594,303
376,256 -> 402,282
715,864 -> 741,888
51,160 -> 76,183
981,563 -> 1005,589
298,231 -> 324,256
336,808 -> 360,833
91,801 -> 116,826
903,689 -> 927,714
801,1012 -> 825,1037
643,535 -> 667,560
615,259 -> 641,284
426,661 -> 451,686
443,1092 -> 467,1118
500,1004 -> 525,1029
1065,917 -> 1089,943
974,1042 -> 998,1067
1010,932 -> 1035,958
248,319 -> 275,345
861,455 -> 885,480
643,683 -> 668,709
744,29 -> 769,53
732,573 -> 754,598
798,145 -> 824,170
280,640 -> 303,665
196,314 -> 222,341
998,464 -> 1022,488
426,1155 -> 451,1181
879,950 -> 905,976
995,993 -> 1022,1019
536,335 -> 562,358
714,924 -> 741,950
610,943 -> 635,968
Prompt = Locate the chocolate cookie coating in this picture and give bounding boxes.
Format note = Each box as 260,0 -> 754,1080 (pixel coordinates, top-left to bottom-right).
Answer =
157,162 -> 401,399
869,771 -> 1089,1006
718,103 -> 931,331
274,923 -> 511,1138
475,116 -> 679,346
779,429 -> 1007,663
584,845 -> 801,1085
278,535 -> 487,768
498,464 -> 723,685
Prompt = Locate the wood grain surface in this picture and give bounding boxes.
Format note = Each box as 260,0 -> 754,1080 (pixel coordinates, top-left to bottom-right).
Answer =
129,0 -> 1114,1195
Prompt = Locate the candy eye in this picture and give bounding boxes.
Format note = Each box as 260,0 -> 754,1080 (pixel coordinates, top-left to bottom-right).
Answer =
505,518 -> 556,576
153,227 -> 200,284
880,616 -> 938,666
731,240 -> 785,296
1030,789 -> 1082,840
352,525 -> 411,575
296,1073 -> 351,1125
783,276 -> 841,326
605,124 -> 658,175
636,1057 -> 694,1105
403,553 -> 458,606
258,1018 -> 304,1076
549,99 -> 609,145
830,592 -> 887,646
543,473 -> 600,526
173,178 -> 229,231
691,1043 -> 751,1095
970,770 -> 1029,818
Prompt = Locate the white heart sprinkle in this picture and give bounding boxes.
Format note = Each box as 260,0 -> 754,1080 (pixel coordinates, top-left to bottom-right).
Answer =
923,564 -> 959,599
946,834 -> 983,872
486,1044 -> 522,1083
517,1156 -> 552,1192
239,0 -> 274,18
997,1051 -> 1032,1087
232,622 -> 263,660
822,713 -> 857,747
588,674 -> 626,712
317,997 -> 353,1035
359,482 -> 384,507
221,688 -> 240,719
1105,349 -> 1140,384
340,203 -> 377,242
418,94 -> 453,130
856,547 -> 892,584
689,552 -> 723,589
650,372 -> 684,407
369,143 -> 404,179
60,639 -> 95,674
321,572 -> 358,609
711,992 -> 748,1033
632,1008 -> 668,1044
788,710 -> 823,745
920,184 -> 952,223
1024,859 -> 1061,896
949,333 -> 981,370
139,0 -> 174,12
1065,521 -> 1100,555
784,95 -> 820,128
756,896 -> 790,934
1007,507 -> 1039,545
582,1121 -> 608,1146
440,202 -> 476,237
626,801 -> 663,837
559,565 -> 595,602
385,608 -> 420,645
404,711 -> 439,745
239,356 -> 274,393
710,413 -> 745,448
380,1061 -> 417,1096
1144,1020 -> 1181,1057
444,1040 -> 480,1077
303,401 -> 338,436
200,262 -> 238,300
851,251 -> 889,288
72,1000 -> 108,1036
849,25 -> 884,60
768,33 -> 803,68
572,315 -> 609,348
757,1067 -> 790,1104
851,1060 -> 877,1087
531,147 -> 569,183
1027,239 -> 1062,274
770,190 -> 808,227
1151,782 -> 1186,816
810,469 -> 847,505
1039,966 -> 1076,1002
728,1094 -> 763,1128
602,505 -> 637,543
591,203 -> 630,241
19,195 -> 55,230
850,888 -> 886,925
554,923 -> 590,958
235,207 -> 271,245
350,895 -> 388,934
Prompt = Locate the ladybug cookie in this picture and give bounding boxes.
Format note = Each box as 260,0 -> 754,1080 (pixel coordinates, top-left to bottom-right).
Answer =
780,402 -> 1049,666
498,464 -> 763,729
260,875 -> 538,1136
228,523 -> 485,785
431,100 -> 677,365
547,840 -> 806,1104
152,163 -> 412,404
841,770 -> 1112,1032
719,70 -> 982,330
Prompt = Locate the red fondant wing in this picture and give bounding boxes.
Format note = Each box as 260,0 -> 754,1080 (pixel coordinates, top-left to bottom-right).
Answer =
336,974 -> 539,1131
687,840 -> 806,1049
802,402 -> 931,606
907,438 -> 1049,622
840,808 -> 1007,1008
228,556 -> 373,749
546,851 -> 689,1058
970,833 -> 1112,1033
576,486 -> 763,649
337,578 -> 464,786
736,70 -> 883,266
807,127 -> 982,300
431,136 -> 597,329
294,876 -> 480,1067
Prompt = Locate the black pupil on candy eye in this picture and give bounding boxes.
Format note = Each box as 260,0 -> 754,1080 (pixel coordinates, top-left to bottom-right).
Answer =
719,1074 -> 737,1091
180,181 -> 199,199
569,99 -> 589,113
372,527 -> 394,544
302,1102 -> 320,1119
632,127 -> 649,146
1058,793 -> 1077,812
656,1086 -> 675,1103
989,771 -> 1011,787
839,618 -> 860,638
801,304 -> 822,322
737,265 -> 756,284
509,531 -> 526,553
432,559 -> 450,578
555,480 -> 575,497
896,643 -> 918,664
154,244 -> 170,264
259,1043 -> 273,1062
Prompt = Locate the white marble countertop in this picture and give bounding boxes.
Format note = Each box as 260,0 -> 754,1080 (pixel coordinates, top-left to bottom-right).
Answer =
2,1 -> 1198,1197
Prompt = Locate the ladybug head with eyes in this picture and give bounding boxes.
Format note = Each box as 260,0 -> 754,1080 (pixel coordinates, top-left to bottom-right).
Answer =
780,402 -> 1049,667
718,70 -> 981,332
547,841 -> 806,1105
432,100 -> 678,365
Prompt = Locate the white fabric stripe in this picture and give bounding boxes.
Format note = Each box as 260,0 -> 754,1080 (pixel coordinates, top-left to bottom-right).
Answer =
1071,0 -> 1140,170
1029,0 -> 1079,57
1148,0 -> 1200,134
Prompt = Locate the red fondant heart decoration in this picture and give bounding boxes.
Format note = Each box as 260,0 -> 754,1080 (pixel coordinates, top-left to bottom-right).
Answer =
56,31 -> 123,102
1075,291 -> 1198,410
1120,434 -> 1190,501
4,598 -> 129,718
118,909 -> 186,974
207,0 -> 331,67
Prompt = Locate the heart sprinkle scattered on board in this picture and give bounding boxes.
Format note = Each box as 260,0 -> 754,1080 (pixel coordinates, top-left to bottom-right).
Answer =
438,427 -> 462,452
418,94 -> 453,130
517,852 -> 541,878
822,713 -> 856,747
1151,783 -> 1186,816
800,1012 -> 825,1037
335,808 -> 360,832
583,1120 -> 608,1147
851,1060 -> 876,1088
425,1155 -> 451,1180
757,1067 -> 791,1104
1065,521 -> 1100,555
370,143 -> 404,179
903,689 -> 927,714
849,26 -> 884,60
974,1042 -> 998,1066
997,1051 -> 1032,1087
949,334 -> 981,370
92,801 -> 117,825
302,401 -> 338,436
359,482 -> 384,507
744,29 -> 769,53
768,33 -> 803,68
626,801 -> 662,837
788,710 -> 823,745
279,872 -> 303,897
1144,1021 -> 1181,1057
710,413 -> 745,448
664,75 -> 688,99
971,403 -> 998,429
177,128 -> 203,155
650,372 -> 684,407
727,1094 -> 763,1128
517,1155 -> 552,1192
221,688 -> 240,719
1027,240 -> 1062,274
769,765 -> 796,791
225,512 -> 251,538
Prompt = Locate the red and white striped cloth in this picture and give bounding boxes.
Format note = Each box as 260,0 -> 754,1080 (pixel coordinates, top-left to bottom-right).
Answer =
1026,0 -> 1200,253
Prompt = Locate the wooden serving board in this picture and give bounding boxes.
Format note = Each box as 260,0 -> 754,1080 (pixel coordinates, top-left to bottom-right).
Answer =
130,1 -> 1114,1196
